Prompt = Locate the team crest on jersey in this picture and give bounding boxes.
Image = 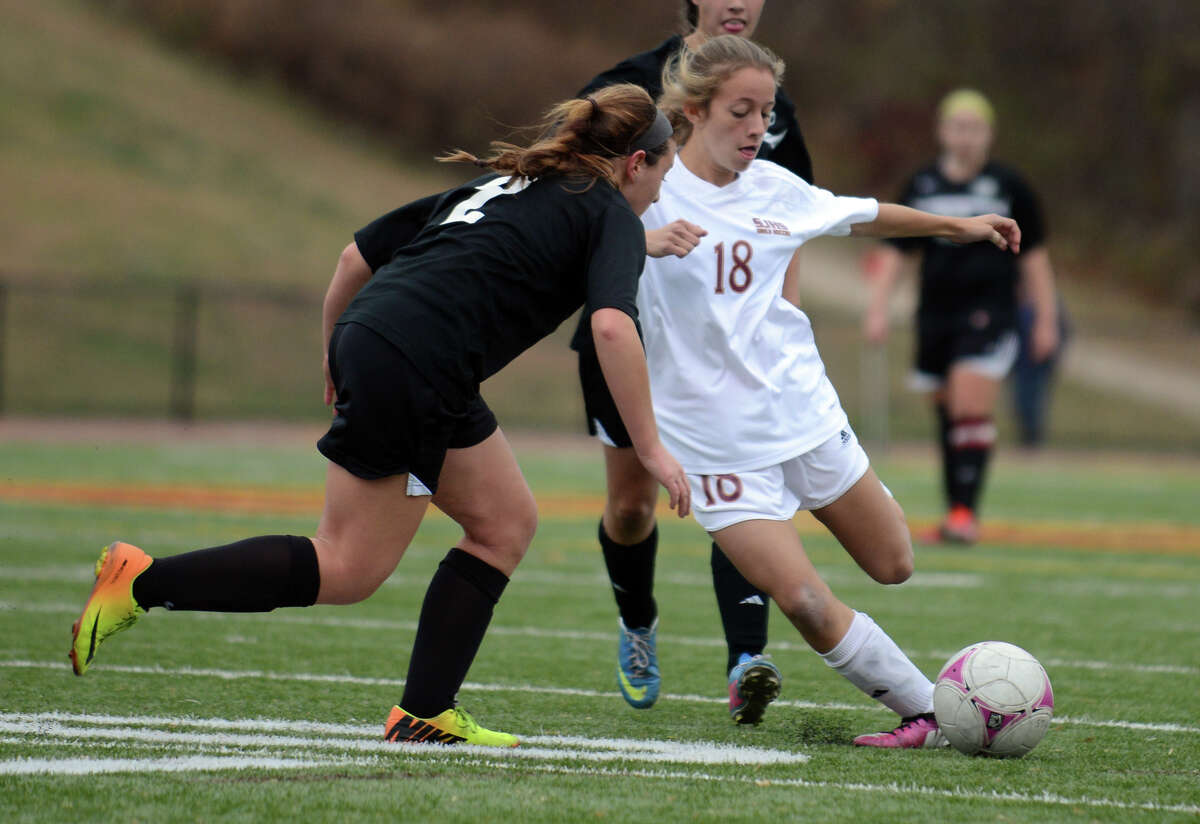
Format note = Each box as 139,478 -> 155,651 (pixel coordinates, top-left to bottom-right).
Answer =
752,217 -> 791,236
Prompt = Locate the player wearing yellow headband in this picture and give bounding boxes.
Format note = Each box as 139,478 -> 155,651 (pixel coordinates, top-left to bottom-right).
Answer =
864,89 -> 1062,544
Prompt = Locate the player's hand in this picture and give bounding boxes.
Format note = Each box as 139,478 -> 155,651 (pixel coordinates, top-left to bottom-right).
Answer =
646,220 -> 707,258
637,442 -> 691,518
954,215 -> 1022,254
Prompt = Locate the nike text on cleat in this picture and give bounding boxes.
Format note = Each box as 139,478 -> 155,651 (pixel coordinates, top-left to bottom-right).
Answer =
383,705 -> 518,748
616,617 -> 660,709
69,542 -> 153,676
853,713 -> 947,749
728,654 -> 782,725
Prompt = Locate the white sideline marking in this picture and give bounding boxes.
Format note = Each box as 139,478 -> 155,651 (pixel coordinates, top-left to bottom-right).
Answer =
0,713 -> 1195,814
4,601 -> 1194,676
3,660 -> 1197,735
0,756 -> 347,775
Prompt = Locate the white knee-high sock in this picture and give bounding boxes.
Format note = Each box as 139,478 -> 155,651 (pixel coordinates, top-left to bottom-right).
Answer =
820,611 -> 933,718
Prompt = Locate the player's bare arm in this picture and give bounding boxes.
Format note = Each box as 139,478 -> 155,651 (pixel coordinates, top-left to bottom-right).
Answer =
591,307 -> 691,518
646,219 -> 707,258
322,242 -> 373,405
851,204 -> 1022,254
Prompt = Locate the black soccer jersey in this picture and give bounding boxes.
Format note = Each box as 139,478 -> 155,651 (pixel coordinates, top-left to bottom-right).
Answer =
888,161 -> 1046,326
570,34 -> 815,353
341,174 -> 646,407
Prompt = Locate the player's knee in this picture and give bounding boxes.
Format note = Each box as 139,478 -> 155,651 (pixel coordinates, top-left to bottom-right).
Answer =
314,548 -> 392,605
462,497 -> 538,564
871,551 -> 914,585
605,493 -> 657,543
773,580 -> 835,632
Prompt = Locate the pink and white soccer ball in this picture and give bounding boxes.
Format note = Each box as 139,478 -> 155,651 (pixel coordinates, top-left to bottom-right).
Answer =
933,641 -> 1054,758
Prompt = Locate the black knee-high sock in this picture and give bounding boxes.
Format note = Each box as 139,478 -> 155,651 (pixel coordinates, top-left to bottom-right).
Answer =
400,548 -> 509,719
711,542 -> 769,674
131,535 -> 319,612
936,402 -> 954,509
599,521 -> 658,629
947,416 -> 996,512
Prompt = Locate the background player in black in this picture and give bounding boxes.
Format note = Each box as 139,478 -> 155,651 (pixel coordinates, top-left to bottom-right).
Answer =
863,88 -> 1060,543
576,0 -> 814,722
68,84 -> 690,748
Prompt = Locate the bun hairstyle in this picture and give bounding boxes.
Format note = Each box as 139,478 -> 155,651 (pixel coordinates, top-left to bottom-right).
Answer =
659,34 -> 784,145
440,84 -> 673,191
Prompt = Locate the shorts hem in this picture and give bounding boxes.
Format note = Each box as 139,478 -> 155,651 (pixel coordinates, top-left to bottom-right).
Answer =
699,511 -> 797,533
804,458 -> 870,511
317,439 -> 422,486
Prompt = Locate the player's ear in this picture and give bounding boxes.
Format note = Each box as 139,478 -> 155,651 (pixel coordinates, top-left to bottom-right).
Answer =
623,149 -> 647,182
683,101 -> 705,127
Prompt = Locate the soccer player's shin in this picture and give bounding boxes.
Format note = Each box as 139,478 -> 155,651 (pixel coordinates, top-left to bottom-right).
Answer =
399,548 -> 508,719
598,520 -> 658,629
132,535 -> 319,612
711,542 -> 769,674
820,611 -> 933,718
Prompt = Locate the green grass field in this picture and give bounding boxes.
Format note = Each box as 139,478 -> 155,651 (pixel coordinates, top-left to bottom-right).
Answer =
1,434 -> 1197,822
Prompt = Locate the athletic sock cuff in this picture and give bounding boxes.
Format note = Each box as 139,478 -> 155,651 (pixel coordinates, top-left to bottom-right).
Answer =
598,519 -> 658,553
281,535 -> 321,607
820,611 -> 875,669
442,547 -> 509,604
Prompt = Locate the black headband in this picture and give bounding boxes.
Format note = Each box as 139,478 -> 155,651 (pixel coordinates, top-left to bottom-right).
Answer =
630,109 -> 674,152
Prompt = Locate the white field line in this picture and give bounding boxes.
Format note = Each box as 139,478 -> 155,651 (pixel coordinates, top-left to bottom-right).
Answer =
3,660 -> 1197,735
0,712 -> 808,767
0,713 -> 1196,815
5,600 -> 1194,677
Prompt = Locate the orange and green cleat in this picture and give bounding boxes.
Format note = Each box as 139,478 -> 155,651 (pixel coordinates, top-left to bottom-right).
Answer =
383,705 -> 519,748
939,504 -> 980,545
69,542 -> 153,676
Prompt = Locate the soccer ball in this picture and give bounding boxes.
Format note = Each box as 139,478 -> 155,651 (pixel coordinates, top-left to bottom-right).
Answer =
933,641 -> 1054,758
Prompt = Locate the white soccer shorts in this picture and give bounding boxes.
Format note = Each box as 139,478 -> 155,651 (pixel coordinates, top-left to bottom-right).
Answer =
687,427 -> 875,532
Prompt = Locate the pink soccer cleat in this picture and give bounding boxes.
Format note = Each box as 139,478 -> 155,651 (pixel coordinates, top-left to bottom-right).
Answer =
853,713 -> 947,749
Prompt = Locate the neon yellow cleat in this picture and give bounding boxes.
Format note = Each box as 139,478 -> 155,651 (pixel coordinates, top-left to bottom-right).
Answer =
383,705 -> 519,748
69,542 -> 153,676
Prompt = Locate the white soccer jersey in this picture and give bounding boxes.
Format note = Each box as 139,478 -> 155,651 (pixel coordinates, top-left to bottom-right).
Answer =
639,159 -> 879,474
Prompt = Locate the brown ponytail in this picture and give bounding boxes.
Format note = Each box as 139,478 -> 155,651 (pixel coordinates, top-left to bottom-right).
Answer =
440,84 -> 672,190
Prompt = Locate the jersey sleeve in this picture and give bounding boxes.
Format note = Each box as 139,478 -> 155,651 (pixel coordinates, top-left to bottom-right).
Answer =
584,203 -> 646,323
800,183 -> 879,238
353,192 -> 445,272
1009,171 -> 1047,253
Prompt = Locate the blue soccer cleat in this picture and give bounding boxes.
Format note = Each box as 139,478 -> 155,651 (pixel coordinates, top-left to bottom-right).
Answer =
616,617 -> 660,709
728,653 -> 782,725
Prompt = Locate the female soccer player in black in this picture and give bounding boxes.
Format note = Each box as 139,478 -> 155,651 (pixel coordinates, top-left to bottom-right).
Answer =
863,89 -> 1060,544
68,83 -> 689,747
577,0 -> 814,724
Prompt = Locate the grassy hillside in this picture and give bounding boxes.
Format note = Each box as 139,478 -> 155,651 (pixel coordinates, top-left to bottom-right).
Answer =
0,0 -> 1196,452
0,0 -> 462,287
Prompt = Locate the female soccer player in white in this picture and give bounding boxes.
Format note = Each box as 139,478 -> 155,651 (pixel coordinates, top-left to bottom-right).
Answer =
643,36 -> 1022,747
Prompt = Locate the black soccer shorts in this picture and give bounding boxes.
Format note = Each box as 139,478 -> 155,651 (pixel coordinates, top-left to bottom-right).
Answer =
318,322 -> 497,492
